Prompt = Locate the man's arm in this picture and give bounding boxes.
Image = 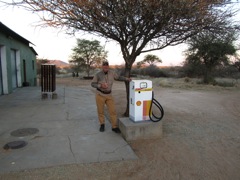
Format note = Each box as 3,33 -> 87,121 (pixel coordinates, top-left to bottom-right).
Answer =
91,74 -> 108,89
113,70 -> 131,82
91,75 -> 100,88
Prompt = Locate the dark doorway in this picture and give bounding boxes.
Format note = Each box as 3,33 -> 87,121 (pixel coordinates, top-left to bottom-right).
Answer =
10,49 -> 17,89
0,48 -> 3,95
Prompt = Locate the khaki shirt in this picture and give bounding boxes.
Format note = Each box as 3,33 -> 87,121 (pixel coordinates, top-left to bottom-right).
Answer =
91,70 -> 126,95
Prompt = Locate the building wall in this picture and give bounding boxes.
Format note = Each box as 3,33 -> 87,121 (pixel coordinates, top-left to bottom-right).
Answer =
0,32 -> 37,95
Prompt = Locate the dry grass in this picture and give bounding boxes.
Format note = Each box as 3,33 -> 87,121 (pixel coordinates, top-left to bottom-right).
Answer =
152,77 -> 240,91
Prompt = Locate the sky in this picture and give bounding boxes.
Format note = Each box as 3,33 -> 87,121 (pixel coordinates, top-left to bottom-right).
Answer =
0,2 -> 238,66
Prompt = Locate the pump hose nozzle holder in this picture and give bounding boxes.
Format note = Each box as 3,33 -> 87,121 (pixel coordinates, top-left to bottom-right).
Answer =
149,91 -> 164,122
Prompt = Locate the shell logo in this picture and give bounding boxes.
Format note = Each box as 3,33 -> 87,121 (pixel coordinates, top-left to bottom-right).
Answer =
136,101 -> 141,106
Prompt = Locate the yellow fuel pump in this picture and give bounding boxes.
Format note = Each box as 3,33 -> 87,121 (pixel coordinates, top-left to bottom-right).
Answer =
129,80 -> 164,122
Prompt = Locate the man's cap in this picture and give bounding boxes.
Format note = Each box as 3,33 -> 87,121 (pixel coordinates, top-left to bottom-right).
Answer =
102,61 -> 109,66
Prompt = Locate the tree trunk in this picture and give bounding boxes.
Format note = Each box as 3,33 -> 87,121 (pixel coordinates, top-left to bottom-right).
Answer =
123,64 -> 132,117
203,69 -> 210,84
87,65 -> 90,77
203,67 -> 214,84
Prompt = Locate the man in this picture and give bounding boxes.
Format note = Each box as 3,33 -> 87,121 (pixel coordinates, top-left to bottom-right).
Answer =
91,61 -> 131,133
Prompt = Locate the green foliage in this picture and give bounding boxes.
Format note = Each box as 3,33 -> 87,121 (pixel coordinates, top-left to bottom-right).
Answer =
196,78 -> 236,87
138,54 -> 162,66
183,28 -> 238,84
215,81 -> 235,87
181,55 -> 205,78
69,39 -> 107,77
184,77 -> 190,83
233,58 -> 240,72
131,64 -> 167,77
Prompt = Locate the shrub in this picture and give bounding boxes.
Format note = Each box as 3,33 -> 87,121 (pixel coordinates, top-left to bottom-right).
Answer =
184,77 -> 190,83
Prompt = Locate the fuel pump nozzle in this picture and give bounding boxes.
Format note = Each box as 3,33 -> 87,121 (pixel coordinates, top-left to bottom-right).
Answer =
149,91 -> 164,122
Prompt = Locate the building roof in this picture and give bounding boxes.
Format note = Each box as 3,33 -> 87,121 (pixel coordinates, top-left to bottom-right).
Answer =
30,46 -> 38,55
0,21 -> 37,55
0,22 -> 34,46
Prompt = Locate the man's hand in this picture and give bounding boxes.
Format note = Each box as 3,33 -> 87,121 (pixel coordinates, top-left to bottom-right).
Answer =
100,82 -> 108,89
126,77 -> 132,82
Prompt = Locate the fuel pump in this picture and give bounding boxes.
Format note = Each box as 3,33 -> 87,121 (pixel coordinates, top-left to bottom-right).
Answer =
129,80 -> 164,122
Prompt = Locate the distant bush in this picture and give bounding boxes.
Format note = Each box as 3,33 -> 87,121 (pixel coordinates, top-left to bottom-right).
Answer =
215,81 -> 235,87
161,66 -> 182,78
196,78 -> 237,87
116,63 -> 240,81
180,63 -> 240,80
184,77 -> 190,82
131,65 -> 167,77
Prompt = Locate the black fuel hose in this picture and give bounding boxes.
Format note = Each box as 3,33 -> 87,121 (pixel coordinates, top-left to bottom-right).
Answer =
149,91 -> 164,122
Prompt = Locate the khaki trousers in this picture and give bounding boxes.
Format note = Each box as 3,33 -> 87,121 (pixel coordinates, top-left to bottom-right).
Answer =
95,93 -> 118,128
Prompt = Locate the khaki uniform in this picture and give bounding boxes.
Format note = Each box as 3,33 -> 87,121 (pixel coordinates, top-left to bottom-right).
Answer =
91,70 -> 126,128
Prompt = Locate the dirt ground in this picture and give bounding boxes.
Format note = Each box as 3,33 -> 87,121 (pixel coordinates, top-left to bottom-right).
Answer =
1,77 -> 240,180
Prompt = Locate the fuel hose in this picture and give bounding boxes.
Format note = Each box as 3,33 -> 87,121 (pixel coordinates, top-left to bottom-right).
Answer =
149,91 -> 164,122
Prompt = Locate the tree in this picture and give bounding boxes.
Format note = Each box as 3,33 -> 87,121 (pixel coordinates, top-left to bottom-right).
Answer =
233,56 -> 240,72
184,29 -> 238,83
36,58 -> 49,75
7,0 -> 240,115
140,54 -> 162,66
69,39 -> 107,77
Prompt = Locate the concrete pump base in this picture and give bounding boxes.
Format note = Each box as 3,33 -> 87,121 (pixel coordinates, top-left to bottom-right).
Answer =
118,117 -> 163,141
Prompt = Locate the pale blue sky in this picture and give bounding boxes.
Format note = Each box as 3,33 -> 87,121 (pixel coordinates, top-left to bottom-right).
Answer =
0,2 -> 239,66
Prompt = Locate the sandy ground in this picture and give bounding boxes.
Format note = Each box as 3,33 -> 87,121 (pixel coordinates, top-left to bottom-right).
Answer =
1,77 -> 240,180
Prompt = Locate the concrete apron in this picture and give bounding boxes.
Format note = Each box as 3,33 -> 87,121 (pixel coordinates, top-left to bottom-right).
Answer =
0,85 -> 137,173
